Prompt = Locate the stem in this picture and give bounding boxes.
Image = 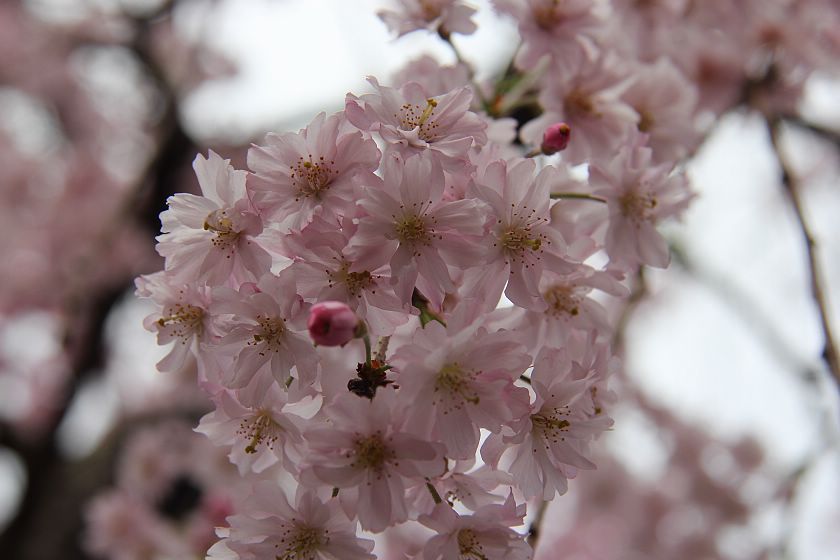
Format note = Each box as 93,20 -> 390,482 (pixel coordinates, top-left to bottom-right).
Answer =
766,117 -> 840,388
374,336 -> 391,362
492,58 -> 547,117
550,192 -> 607,203
527,499 -> 549,548
613,268 -> 648,353
438,28 -> 488,108
412,289 -> 447,327
363,334 -> 372,368
783,115 -> 840,149
670,242 -> 821,384
425,481 -> 443,505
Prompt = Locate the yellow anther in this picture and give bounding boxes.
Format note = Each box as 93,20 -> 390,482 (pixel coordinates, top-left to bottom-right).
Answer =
418,98 -> 438,127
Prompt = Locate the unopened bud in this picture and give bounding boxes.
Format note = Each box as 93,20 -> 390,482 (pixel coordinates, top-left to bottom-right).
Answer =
541,122 -> 571,155
307,301 -> 359,347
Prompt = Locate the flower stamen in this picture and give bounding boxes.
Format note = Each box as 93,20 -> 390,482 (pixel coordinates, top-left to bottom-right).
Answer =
157,304 -> 204,340
457,529 -> 489,560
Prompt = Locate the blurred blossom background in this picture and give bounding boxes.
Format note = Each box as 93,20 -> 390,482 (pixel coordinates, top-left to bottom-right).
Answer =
1,0 -> 839,558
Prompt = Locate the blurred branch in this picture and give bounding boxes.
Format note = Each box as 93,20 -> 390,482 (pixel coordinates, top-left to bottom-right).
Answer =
527,499 -> 549,550
669,243 -> 822,385
766,116 -> 840,391
782,115 -> 840,150
612,267 -> 648,356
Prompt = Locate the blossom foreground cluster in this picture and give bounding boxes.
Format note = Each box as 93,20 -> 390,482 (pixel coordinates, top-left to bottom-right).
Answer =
131,0 -> 840,556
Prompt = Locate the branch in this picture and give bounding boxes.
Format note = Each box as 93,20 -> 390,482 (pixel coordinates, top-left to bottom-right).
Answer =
782,115 -> 840,150
766,117 -> 840,389
669,243 -> 822,385
527,499 -> 549,549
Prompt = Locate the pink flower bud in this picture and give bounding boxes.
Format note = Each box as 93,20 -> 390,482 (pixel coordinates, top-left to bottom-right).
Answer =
307,301 -> 359,346
541,122 -> 571,155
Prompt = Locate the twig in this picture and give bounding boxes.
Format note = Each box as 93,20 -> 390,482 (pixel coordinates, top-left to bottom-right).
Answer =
374,336 -> 391,362
766,117 -> 840,389
783,115 -> 840,150
527,499 -> 549,549
670,243 -> 821,385
612,268 -> 648,354
550,192 -> 607,203
437,28 -> 488,108
425,481 -> 443,505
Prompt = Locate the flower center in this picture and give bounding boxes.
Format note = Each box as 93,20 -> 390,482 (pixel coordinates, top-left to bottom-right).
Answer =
291,156 -> 337,200
157,303 -> 204,340
352,432 -> 392,472
543,284 -> 582,318
637,109 -> 655,133
619,191 -> 657,223
533,0 -> 563,31
251,315 -> 286,354
275,524 -> 325,560
328,262 -> 375,297
398,98 -> 439,141
457,529 -> 488,559
238,410 -> 283,454
395,214 -> 430,245
435,363 -> 480,406
500,226 -> 542,253
532,406 -> 572,444
564,89 -> 598,118
419,0 -> 443,21
204,209 -> 239,249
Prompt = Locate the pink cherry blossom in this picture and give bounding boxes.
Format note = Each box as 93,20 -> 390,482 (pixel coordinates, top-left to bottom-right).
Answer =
520,54 -> 638,164
279,216 -> 410,336
247,111 -> 381,233
196,387 -> 305,475
419,494 -> 532,560
391,55 -> 471,97
499,265 -> 628,352
408,459 -> 513,514
156,151 -> 270,286
345,78 -> 486,173
390,316 -> 531,459
210,482 -> 375,560
302,391 -> 446,532
379,0 -> 478,37
209,270 -> 318,399
588,131 -> 694,269
494,0 -> 604,72
464,158 -> 575,311
620,58 -> 701,163
346,153 -> 486,307
135,272 -> 212,373
482,347 -> 613,500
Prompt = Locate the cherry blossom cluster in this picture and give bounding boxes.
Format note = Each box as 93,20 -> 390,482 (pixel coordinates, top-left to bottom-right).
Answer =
133,0 -> 840,557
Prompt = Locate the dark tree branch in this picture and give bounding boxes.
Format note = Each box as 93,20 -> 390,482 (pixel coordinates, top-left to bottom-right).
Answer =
766,116 -> 840,391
